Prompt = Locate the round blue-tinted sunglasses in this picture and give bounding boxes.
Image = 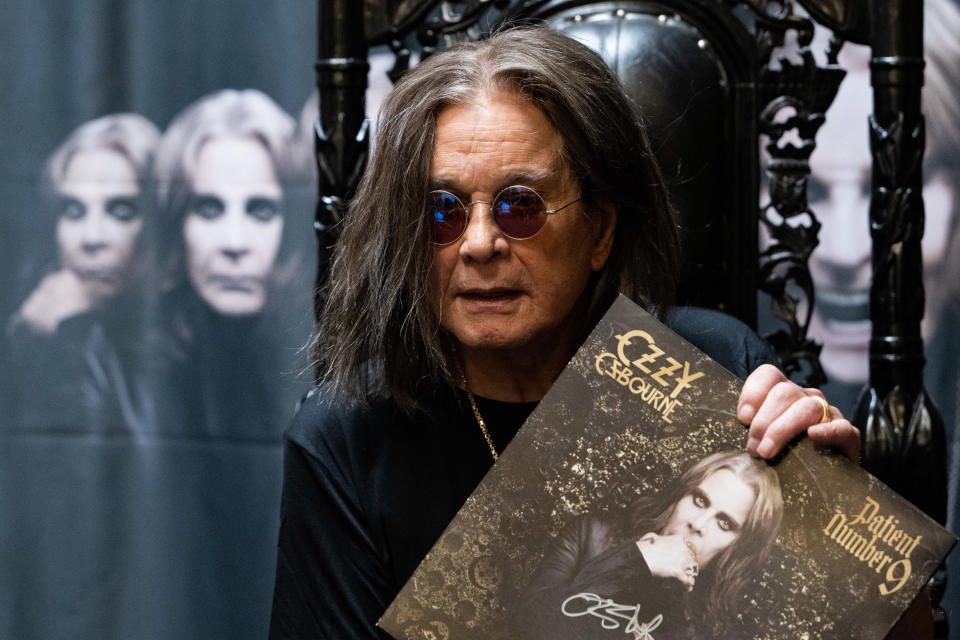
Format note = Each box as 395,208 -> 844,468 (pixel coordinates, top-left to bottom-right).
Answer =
426,185 -> 581,245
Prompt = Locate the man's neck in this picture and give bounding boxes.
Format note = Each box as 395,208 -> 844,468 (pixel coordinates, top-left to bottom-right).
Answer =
458,340 -> 576,403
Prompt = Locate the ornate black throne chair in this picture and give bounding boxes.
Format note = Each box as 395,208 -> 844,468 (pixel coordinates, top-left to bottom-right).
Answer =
313,0 -> 948,631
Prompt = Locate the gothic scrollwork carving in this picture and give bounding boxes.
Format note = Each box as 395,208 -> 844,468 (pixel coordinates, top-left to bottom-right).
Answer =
868,114 -> 925,319
751,6 -> 844,386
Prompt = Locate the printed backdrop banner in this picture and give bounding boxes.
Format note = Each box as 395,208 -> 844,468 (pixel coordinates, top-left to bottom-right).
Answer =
0,2 -> 320,639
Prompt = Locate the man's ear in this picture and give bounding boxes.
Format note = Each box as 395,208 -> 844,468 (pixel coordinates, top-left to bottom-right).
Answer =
590,202 -> 618,272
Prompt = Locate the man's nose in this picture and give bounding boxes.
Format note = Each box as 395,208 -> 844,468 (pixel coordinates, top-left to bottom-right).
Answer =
458,201 -> 504,263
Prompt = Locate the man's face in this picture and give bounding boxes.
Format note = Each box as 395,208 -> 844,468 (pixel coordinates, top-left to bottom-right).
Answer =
56,148 -> 143,302
184,136 -> 283,316
428,91 -> 615,363
660,468 -> 755,568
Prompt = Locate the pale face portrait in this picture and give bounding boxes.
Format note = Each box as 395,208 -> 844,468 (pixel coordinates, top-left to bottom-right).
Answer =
807,45 -> 955,384
660,468 -> 755,567
183,136 -> 284,316
428,90 -> 615,362
55,147 -> 143,302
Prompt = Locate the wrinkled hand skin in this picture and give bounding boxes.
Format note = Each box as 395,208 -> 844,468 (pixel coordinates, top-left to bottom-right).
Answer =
737,364 -> 860,464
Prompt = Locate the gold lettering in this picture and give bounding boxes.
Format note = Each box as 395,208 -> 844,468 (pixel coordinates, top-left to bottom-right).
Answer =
878,515 -> 897,541
875,555 -> 892,574
894,533 -> 917,556
840,529 -> 868,554
614,330 -> 661,373
834,526 -> 852,545
881,517 -> 902,544
661,400 -> 679,422
878,559 -> 912,596
669,362 -> 705,399
614,363 -> 633,386
631,350 -> 663,374
848,533 -> 869,556
823,511 -> 845,537
595,353 -> 617,376
857,535 -> 879,562
648,389 -> 665,405
650,358 -> 682,387
851,497 -> 879,526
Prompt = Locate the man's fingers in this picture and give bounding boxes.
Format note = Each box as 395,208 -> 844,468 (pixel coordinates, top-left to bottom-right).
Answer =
746,381 -> 808,437
752,394 -> 828,458
740,364 -> 859,463
808,420 -> 861,464
737,364 -> 784,424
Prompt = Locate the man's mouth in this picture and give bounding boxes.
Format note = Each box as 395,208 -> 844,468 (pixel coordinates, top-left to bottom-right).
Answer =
459,288 -> 520,299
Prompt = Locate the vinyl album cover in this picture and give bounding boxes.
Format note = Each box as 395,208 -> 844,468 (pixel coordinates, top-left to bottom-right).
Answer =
378,295 -> 956,640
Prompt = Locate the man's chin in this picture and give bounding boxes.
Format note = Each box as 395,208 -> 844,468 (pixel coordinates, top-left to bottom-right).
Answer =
453,332 -> 529,352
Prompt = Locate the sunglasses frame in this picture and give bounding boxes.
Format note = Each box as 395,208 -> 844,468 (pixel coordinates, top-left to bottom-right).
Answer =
427,185 -> 581,245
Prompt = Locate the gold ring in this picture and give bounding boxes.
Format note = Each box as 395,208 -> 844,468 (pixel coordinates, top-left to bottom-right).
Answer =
814,395 -> 831,424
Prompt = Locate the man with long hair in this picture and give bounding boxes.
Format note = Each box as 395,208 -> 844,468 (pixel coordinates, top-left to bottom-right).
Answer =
268,27 -> 859,639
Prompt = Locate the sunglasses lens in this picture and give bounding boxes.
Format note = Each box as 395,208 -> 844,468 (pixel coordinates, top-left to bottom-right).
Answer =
493,186 -> 547,239
427,191 -> 467,244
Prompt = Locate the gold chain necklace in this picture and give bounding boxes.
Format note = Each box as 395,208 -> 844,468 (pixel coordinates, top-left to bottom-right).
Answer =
454,358 -> 499,461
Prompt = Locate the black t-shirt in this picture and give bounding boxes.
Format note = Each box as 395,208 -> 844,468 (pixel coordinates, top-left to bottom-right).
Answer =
268,307 -> 777,639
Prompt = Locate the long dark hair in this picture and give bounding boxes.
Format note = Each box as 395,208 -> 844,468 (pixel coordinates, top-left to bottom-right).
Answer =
315,27 -> 681,414
621,451 -> 783,632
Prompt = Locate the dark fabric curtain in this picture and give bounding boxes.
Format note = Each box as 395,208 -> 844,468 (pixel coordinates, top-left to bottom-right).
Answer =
0,2 -> 318,638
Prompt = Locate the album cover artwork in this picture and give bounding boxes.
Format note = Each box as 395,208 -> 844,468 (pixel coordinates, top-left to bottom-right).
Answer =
379,295 -> 956,640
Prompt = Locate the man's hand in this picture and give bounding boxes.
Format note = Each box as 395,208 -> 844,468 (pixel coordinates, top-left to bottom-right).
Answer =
738,364 -> 860,463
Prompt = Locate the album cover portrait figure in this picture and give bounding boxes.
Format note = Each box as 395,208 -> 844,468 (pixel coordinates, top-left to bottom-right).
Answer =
515,450 -> 783,640
152,88 -> 311,437
134,89 -> 314,636
5,113 -> 160,431
10,113 -> 160,336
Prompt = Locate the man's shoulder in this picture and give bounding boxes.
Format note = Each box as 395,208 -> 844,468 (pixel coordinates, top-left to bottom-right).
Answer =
666,306 -> 778,379
284,385 -> 402,456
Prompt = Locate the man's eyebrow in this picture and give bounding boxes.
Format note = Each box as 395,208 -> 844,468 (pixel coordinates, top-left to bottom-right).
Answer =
429,170 -> 554,192
428,177 -> 462,192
